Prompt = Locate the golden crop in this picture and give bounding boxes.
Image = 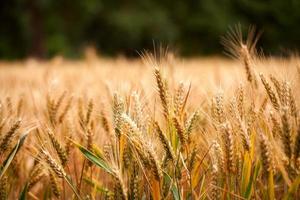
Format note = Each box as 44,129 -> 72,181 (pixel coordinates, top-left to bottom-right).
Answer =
0,29 -> 299,199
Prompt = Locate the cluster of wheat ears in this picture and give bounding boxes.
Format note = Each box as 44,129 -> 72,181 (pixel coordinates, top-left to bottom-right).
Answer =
0,27 -> 300,200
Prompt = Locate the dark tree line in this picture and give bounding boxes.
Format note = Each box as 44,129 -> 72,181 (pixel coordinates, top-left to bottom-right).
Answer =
1,0 -> 300,59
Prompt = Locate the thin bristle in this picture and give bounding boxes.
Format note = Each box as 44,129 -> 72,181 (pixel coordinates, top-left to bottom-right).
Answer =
221,25 -> 260,86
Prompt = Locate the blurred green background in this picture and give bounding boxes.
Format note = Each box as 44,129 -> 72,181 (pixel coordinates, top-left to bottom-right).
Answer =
1,0 -> 300,59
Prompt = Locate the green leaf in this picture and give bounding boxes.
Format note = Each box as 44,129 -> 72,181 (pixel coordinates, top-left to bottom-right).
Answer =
0,129 -> 33,180
163,172 -> 180,200
241,152 -> 251,196
73,141 -> 114,175
19,183 -> 28,200
245,160 -> 261,199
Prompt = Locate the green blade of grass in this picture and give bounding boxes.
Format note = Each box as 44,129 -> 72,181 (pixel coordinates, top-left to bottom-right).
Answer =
241,152 -> 251,196
19,183 -> 28,200
163,172 -> 180,200
73,141 -> 113,175
245,160 -> 261,199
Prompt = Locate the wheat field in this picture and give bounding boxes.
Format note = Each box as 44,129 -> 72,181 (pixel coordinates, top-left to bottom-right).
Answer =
0,31 -> 300,200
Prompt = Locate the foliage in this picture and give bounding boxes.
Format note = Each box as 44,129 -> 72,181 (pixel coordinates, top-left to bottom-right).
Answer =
1,0 -> 300,58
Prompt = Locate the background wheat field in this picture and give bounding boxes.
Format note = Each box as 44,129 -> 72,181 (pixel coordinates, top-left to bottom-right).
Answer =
0,36 -> 300,200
